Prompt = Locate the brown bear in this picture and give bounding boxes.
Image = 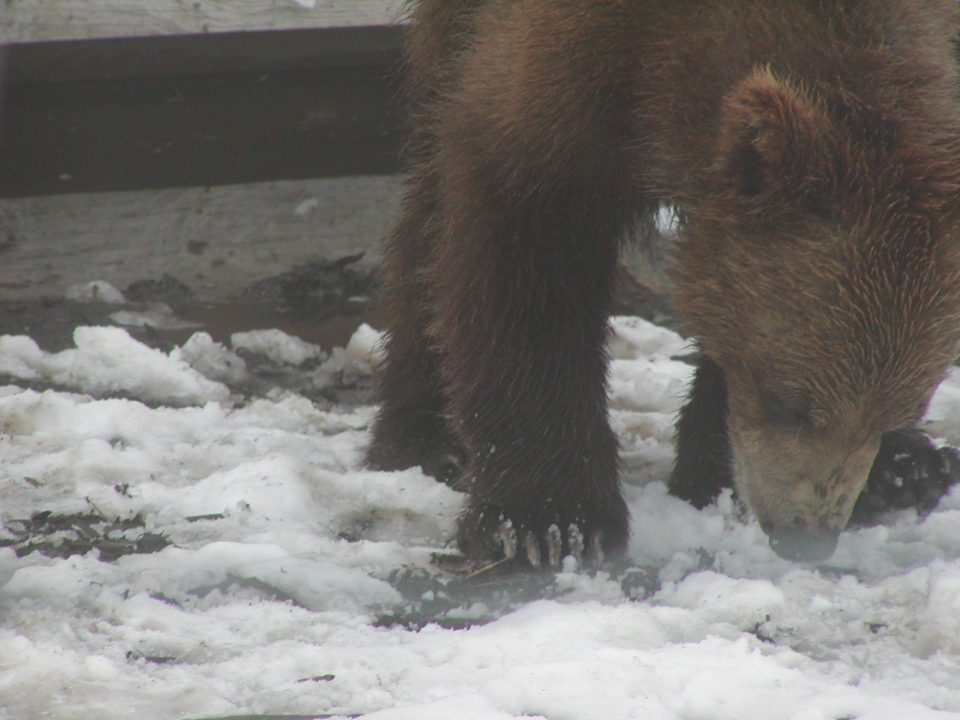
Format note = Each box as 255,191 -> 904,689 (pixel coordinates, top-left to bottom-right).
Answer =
367,0 -> 960,564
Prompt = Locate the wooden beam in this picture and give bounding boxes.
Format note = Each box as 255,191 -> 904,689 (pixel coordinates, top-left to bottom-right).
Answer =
3,26 -> 405,84
0,29 -> 405,198
1,0 -> 406,44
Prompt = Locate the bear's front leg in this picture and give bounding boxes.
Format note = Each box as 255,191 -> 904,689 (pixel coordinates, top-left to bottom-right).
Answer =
670,355 -> 733,508
428,171 -> 632,566
411,7 -> 640,566
366,169 -> 465,483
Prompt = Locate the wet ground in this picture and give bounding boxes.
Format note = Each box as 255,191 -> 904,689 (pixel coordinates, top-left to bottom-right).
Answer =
0,254 -> 381,407
0,253 -> 675,404
2,252 -> 960,720
0,253 -> 376,354
0,254 -> 675,625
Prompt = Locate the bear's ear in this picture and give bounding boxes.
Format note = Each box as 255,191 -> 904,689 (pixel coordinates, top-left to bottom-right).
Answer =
717,67 -> 834,198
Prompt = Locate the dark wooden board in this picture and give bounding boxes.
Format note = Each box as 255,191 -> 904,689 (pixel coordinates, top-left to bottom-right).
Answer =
0,27 -> 405,198
2,26 -> 404,84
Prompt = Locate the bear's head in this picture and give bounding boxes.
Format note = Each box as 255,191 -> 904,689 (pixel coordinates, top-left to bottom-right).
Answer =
673,67 -> 960,561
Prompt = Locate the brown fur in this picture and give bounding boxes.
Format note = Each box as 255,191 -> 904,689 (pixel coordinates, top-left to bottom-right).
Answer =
368,0 -> 960,562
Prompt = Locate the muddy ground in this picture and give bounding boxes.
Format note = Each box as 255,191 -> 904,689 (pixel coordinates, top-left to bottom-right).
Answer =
0,254 -> 675,405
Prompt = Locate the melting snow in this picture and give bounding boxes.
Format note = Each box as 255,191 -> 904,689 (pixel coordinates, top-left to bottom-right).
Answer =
1,317 -> 960,719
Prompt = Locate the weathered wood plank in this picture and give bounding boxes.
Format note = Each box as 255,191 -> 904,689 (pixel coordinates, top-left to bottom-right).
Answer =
0,175 -> 403,301
1,61 -> 403,198
4,27 -> 404,84
1,0 -> 407,44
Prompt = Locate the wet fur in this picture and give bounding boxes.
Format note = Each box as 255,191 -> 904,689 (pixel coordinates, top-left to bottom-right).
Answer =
368,0 -> 960,560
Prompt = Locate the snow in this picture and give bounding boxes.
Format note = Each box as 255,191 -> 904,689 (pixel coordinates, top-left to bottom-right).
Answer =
231,329 -> 323,366
65,281 -> 127,305
2,316 -> 960,720
0,327 -> 231,405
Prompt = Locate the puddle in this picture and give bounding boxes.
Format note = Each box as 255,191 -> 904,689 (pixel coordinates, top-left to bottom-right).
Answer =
159,298 -> 374,351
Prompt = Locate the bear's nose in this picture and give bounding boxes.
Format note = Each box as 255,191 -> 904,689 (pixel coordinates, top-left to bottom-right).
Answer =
768,527 -> 839,562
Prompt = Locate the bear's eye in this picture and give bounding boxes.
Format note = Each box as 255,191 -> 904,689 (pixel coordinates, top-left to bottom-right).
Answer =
759,390 -> 815,432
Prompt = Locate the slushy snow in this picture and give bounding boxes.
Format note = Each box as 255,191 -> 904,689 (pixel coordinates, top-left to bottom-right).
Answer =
2,317 -> 960,720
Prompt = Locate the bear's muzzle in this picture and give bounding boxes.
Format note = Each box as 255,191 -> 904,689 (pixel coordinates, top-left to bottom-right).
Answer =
729,424 -> 881,562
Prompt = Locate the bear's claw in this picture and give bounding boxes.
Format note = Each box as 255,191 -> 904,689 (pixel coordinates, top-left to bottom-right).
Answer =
546,525 -> 562,567
495,520 -> 604,569
568,524 -> 585,566
497,520 -> 518,560
523,530 -> 542,567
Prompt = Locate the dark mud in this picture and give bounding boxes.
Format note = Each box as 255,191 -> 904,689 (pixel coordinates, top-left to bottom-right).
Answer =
0,254 -> 376,355
0,254 -> 381,407
0,506 -> 170,562
0,256 -> 674,409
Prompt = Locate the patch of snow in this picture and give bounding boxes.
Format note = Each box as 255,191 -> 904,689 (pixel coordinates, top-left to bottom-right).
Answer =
175,332 -> 248,385
924,366 -> 960,445
344,322 -> 385,371
65,280 -> 126,304
110,302 -> 201,331
1,318 -> 959,719
0,327 -> 230,405
232,328 -> 324,366
294,197 -> 320,215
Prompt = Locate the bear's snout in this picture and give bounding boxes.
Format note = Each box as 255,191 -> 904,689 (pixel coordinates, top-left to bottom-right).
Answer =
767,526 -> 840,562
729,423 -> 882,561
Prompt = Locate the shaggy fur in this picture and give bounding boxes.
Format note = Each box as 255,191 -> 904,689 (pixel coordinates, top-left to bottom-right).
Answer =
368,0 -> 960,562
